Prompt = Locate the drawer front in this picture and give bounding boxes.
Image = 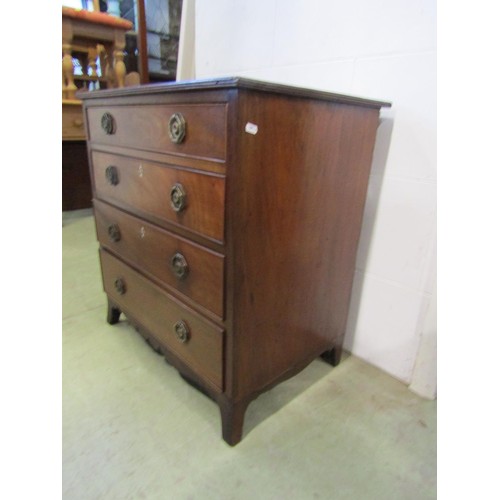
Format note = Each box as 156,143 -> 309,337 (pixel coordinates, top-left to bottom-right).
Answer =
94,200 -> 224,318
63,103 -> 86,140
87,103 -> 227,161
100,249 -> 224,392
92,151 -> 225,242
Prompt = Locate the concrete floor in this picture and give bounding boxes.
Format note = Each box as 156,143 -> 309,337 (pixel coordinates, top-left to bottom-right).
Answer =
62,209 -> 436,499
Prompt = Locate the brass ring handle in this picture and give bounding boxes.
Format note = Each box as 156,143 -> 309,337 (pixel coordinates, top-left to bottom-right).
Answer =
101,112 -> 116,135
171,252 -> 189,279
170,183 -> 186,212
114,278 -> 126,295
173,320 -> 190,343
168,113 -> 186,144
108,224 -> 121,242
105,166 -> 119,186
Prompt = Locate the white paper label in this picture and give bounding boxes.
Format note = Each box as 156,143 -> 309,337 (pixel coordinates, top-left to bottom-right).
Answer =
245,122 -> 258,135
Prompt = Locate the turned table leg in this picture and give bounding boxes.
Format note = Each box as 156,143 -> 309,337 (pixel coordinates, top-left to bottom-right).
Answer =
62,43 -> 77,100
219,398 -> 250,446
113,49 -> 126,88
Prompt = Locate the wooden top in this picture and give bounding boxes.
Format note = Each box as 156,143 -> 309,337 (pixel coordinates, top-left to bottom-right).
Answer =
62,99 -> 83,107
79,76 -> 391,109
62,6 -> 133,30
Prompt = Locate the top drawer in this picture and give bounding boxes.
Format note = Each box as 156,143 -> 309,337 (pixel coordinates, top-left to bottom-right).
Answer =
62,102 -> 85,140
86,103 -> 227,161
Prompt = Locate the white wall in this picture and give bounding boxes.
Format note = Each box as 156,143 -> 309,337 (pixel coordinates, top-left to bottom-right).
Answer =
194,0 -> 436,391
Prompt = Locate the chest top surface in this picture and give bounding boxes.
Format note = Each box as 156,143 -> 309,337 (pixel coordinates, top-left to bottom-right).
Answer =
79,76 -> 391,109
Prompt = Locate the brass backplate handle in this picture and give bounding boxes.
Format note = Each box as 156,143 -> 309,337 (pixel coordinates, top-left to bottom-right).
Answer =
108,224 -> 121,242
168,112 -> 186,143
171,252 -> 189,279
174,320 -> 190,343
105,166 -> 119,186
101,112 -> 116,135
114,278 -> 126,295
170,183 -> 187,212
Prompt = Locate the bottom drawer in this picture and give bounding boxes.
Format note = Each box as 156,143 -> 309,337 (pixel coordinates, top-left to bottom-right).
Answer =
100,249 -> 224,392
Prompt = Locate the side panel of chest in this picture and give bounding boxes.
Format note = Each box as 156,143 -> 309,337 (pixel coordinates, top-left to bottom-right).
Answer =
227,90 -> 381,398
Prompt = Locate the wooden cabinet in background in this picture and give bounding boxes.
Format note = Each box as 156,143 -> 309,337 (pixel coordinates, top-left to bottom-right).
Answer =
81,77 -> 391,445
62,100 -> 86,141
62,100 -> 92,211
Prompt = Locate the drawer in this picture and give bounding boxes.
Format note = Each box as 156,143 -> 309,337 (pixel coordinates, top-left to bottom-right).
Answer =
92,151 -> 225,242
100,249 -> 224,392
62,102 -> 86,140
94,200 -> 225,318
87,103 -> 227,161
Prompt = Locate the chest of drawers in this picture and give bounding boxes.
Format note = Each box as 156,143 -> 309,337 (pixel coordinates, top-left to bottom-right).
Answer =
81,77 -> 390,445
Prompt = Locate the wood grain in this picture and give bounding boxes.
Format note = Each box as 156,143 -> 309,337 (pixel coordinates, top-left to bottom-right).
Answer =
92,151 -> 226,243
87,103 -> 227,161
100,249 -> 224,391
94,199 -> 225,318
227,91 -> 381,400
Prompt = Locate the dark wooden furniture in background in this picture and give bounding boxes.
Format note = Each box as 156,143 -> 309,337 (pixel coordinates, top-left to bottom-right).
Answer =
62,139 -> 91,212
62,97 -> 92,210
81,77 -> 391,445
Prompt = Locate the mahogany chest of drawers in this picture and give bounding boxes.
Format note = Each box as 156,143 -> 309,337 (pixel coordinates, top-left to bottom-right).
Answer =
81,77 -> 390,445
